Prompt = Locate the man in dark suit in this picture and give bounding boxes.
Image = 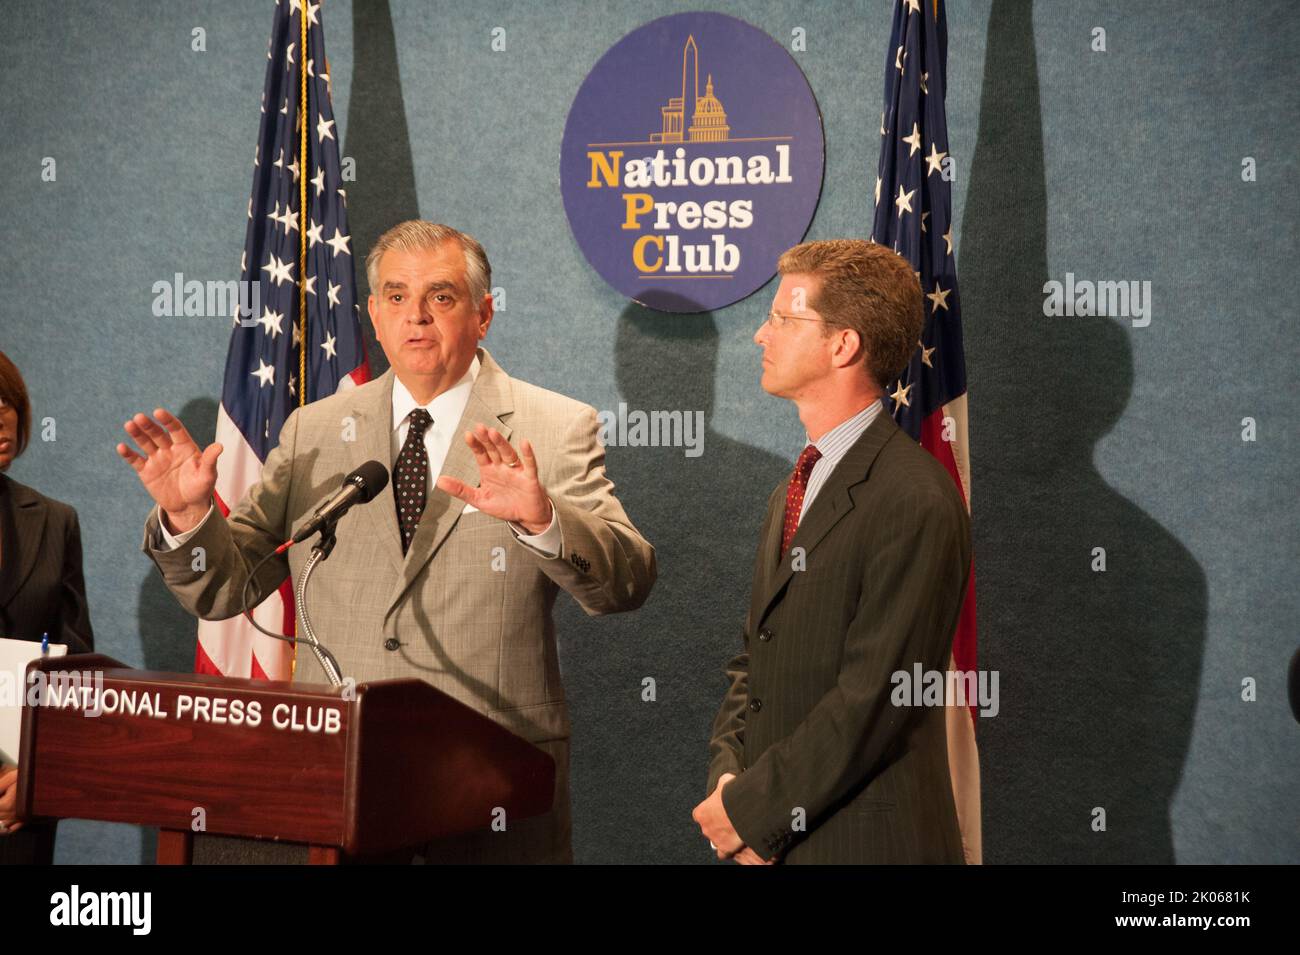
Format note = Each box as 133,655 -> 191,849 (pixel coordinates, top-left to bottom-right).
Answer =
693,240 -> 971,864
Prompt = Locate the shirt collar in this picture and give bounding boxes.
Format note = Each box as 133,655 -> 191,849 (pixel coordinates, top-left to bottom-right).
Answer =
391,354 -> 481,433
807,398 -> 883,455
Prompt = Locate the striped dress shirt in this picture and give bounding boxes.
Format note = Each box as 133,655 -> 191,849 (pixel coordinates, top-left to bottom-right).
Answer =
798,398 -> 884,522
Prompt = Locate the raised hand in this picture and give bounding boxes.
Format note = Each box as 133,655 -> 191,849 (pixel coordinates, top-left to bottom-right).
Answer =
116,408 -> 222,534
436,424 -> 552,533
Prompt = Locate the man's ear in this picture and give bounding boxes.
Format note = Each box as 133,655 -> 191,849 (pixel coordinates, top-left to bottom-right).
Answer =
832,327 -> 866,370
366,293 -> 378,327
477,293 -> 495,339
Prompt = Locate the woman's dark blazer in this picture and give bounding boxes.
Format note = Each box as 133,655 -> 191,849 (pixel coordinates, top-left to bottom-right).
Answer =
0,472 -> 93,864
0,473 -> 93,653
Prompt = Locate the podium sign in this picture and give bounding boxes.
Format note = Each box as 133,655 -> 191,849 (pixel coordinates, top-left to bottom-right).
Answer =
16,655 -> 555,863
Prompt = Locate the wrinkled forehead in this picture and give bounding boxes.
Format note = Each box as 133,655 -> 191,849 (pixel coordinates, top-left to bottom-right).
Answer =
376,242 -> 468,292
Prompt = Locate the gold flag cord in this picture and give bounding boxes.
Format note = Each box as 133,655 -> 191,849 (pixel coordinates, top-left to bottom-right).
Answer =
297,3 -> 308,407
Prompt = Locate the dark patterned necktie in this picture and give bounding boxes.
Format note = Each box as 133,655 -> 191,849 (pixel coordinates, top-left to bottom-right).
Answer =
395,408 -> 432,554
781,444 -> 823,556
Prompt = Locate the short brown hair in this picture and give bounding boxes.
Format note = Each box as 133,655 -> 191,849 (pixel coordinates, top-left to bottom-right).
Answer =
0,350 -> 32,459
777,239 -> 924,390
365,220 -> 492,304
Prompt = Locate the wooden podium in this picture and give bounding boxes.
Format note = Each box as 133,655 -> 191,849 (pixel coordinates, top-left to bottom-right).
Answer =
13,654 -> 555,864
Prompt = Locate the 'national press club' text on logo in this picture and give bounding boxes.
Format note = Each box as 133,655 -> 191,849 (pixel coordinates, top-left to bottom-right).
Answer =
561,12 -> 825,313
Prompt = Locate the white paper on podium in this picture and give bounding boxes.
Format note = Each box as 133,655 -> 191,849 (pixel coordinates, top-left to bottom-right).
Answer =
0,637 -> 68,766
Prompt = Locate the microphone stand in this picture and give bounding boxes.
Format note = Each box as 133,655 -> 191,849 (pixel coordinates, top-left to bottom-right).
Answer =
295,518 -> 345,687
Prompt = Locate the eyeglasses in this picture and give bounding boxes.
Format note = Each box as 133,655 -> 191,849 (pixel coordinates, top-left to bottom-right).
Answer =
764,309 -> 827,330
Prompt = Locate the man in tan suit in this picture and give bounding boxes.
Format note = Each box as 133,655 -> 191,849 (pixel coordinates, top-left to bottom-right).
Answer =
117,221 -> 656,863
693,239 -> 970,864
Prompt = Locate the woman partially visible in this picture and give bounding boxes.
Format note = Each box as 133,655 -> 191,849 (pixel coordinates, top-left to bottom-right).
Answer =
0,350 -> 94,864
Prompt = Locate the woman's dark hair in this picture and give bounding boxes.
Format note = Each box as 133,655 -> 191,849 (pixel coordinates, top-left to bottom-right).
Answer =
0,350 -> 32,459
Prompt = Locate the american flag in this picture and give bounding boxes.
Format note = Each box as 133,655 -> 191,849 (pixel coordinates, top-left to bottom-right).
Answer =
870,0 -> 982,862
198,0 -> 368,679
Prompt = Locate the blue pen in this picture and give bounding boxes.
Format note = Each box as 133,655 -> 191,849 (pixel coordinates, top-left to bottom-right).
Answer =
41,633 -> 49,656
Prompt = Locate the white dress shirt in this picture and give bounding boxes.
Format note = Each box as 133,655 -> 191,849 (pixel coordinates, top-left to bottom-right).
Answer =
797,399 -> 884,522
158,355 -> 560,556
390,355 -> 480,492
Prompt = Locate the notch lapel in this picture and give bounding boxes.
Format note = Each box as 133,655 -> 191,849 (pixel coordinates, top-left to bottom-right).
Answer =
384,349 -> 514,617
346,369 -> 403,576
750,476 -> 790,616
0,478 -> 47,610
751,412 -> 901,625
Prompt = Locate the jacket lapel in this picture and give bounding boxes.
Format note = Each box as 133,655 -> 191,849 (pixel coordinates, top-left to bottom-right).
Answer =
346,369 -> 404,575
751,411 -> 901,626
384,349 -> 514,617
0,476 -> 49,611
750,478 -> 789,617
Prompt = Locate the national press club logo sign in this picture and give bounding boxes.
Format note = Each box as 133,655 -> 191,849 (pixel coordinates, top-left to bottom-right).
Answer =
560,12 -> 825,313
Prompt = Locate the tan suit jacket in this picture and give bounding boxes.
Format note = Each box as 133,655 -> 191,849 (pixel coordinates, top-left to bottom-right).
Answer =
143,348 -> 656,862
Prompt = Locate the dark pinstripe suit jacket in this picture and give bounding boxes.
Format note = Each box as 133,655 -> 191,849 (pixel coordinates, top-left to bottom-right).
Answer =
707,410 -> 970,864
0,474 -> 94,653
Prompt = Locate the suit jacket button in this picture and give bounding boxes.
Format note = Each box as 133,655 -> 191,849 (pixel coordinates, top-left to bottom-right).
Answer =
748,698 -> 762,713
757,628 -> 773,642
383,638 -> 400,651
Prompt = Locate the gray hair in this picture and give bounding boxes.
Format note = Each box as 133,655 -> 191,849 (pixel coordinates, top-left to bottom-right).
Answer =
365,220 -> 492,305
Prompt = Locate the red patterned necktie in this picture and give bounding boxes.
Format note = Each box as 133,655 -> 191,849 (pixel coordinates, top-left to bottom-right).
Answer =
395,408 -> 432,554
781,444 -> 823,556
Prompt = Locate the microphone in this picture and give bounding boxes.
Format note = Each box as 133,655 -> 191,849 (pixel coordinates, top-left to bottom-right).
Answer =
292,460 -> 390,543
